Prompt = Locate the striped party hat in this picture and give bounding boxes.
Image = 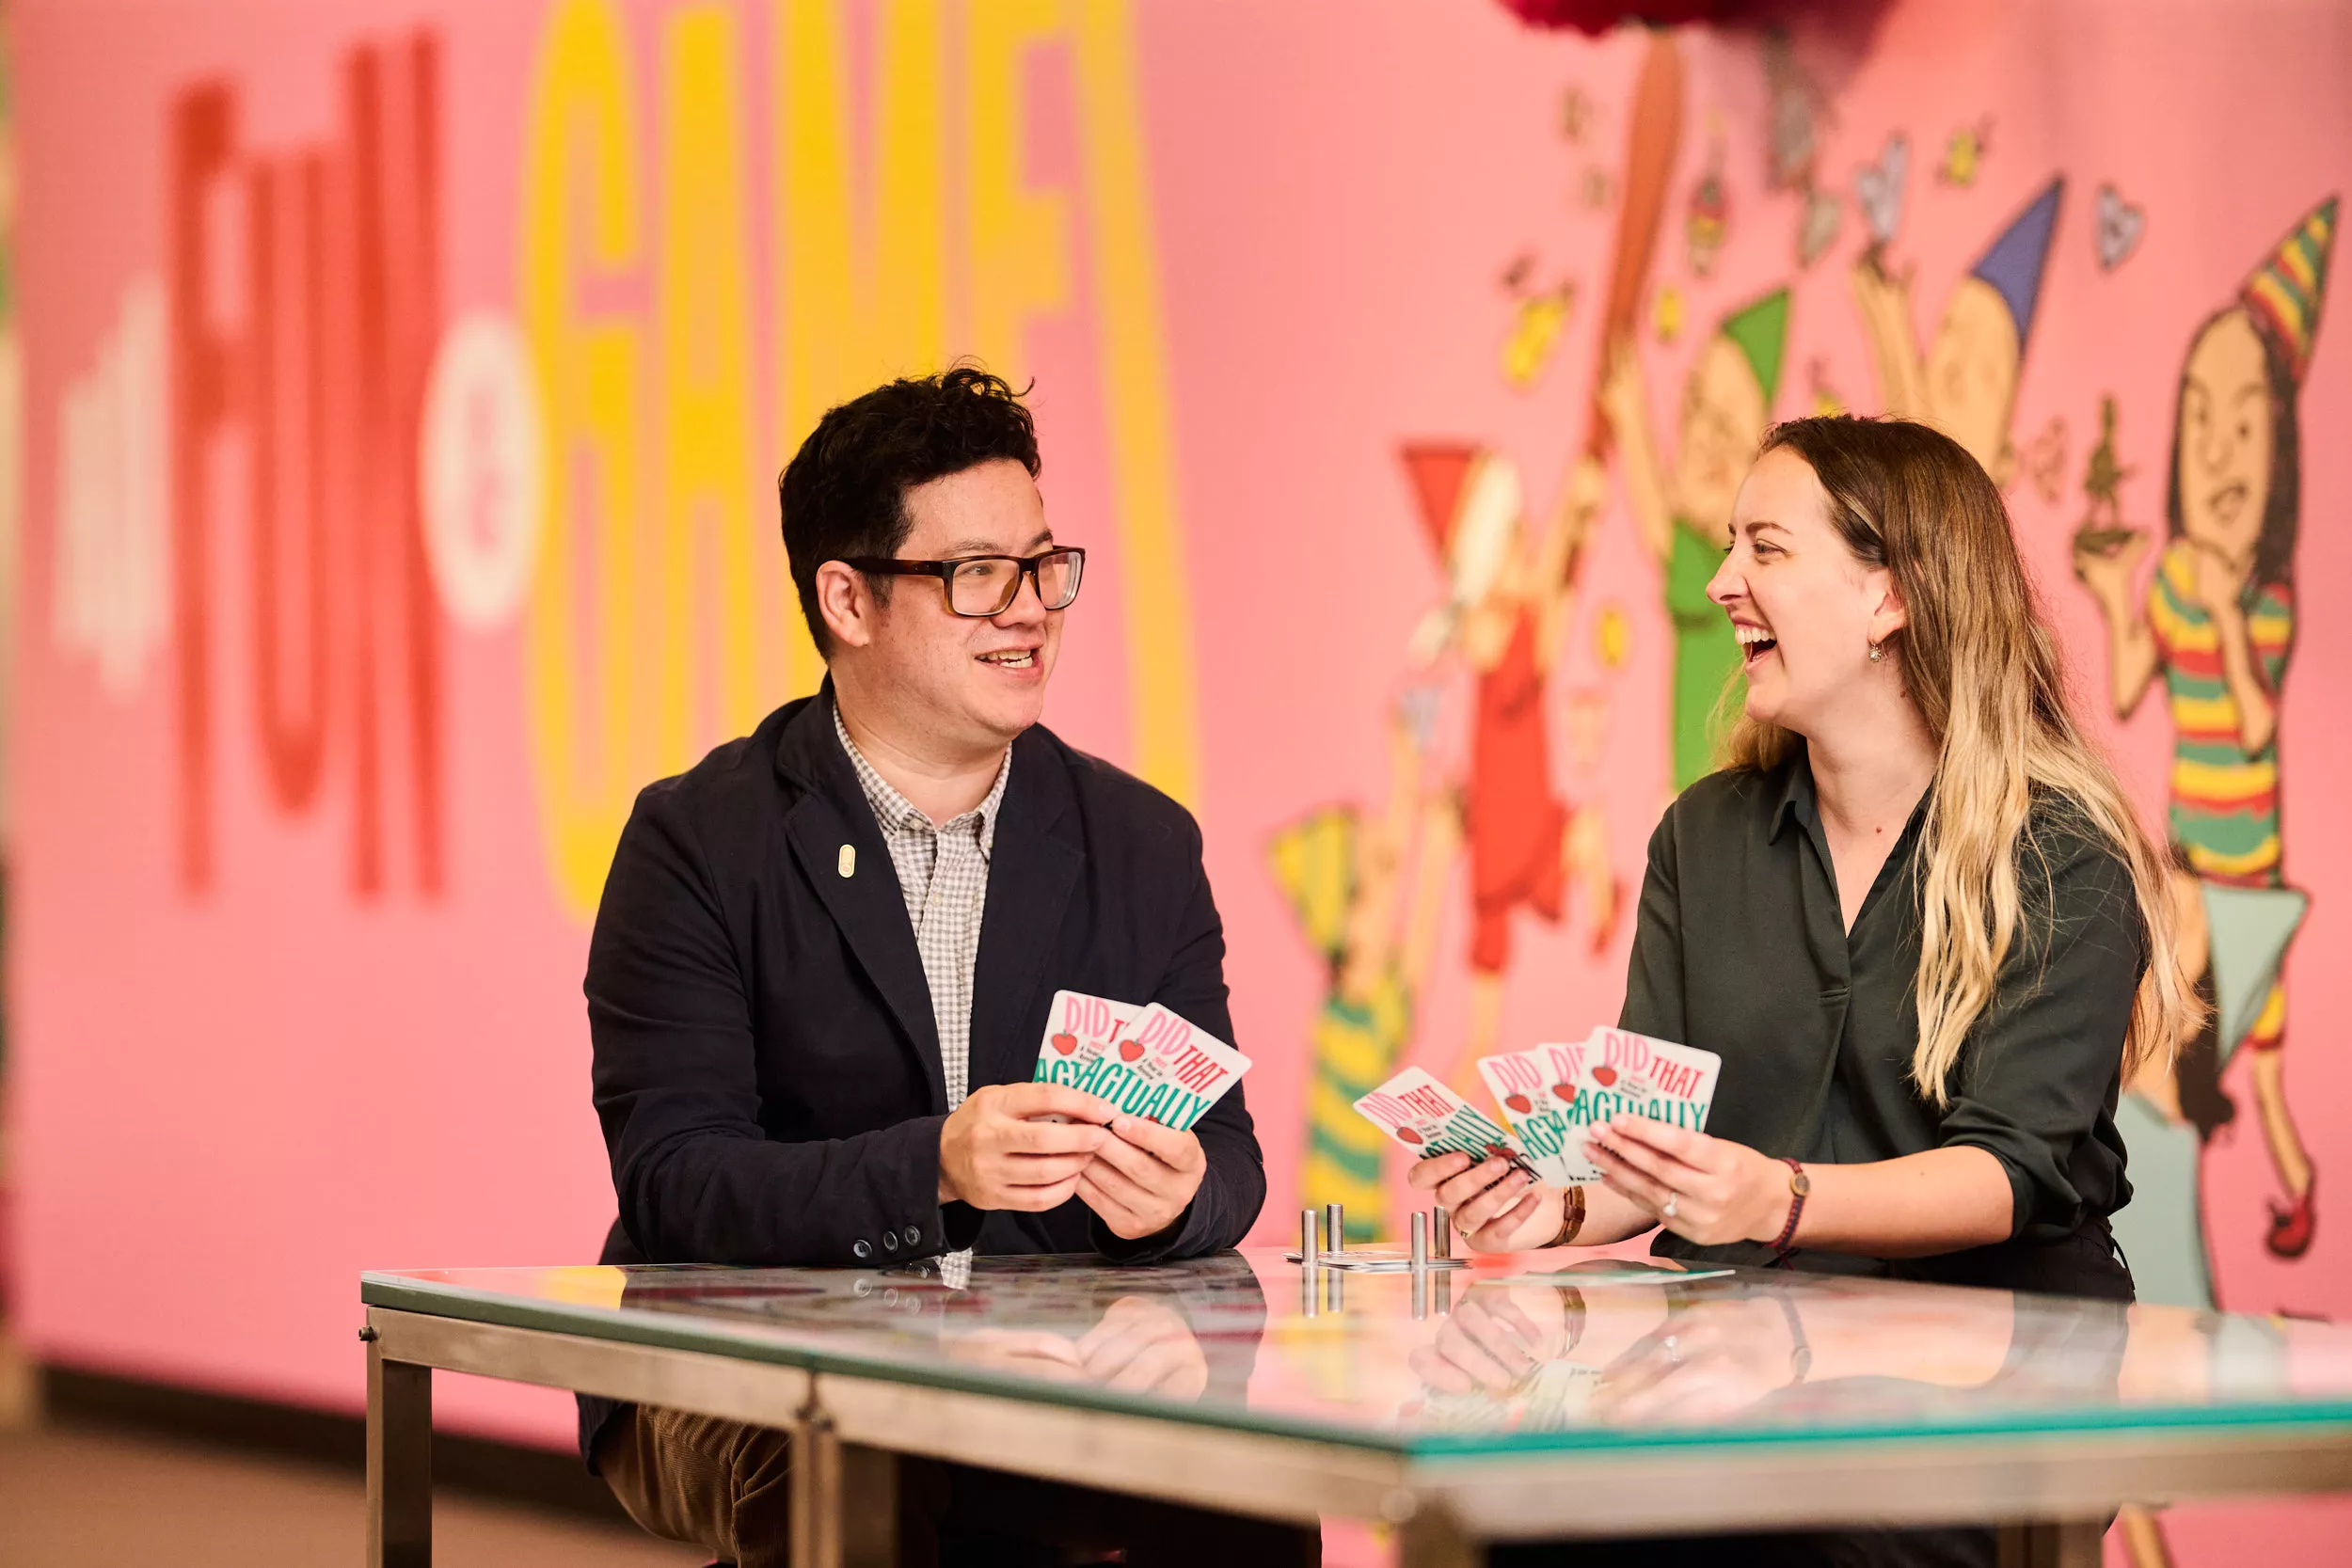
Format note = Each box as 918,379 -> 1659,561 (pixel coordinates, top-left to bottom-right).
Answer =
2240,196 -> 2336,386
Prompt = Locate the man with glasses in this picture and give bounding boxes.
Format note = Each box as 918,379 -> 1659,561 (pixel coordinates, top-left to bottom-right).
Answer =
580,366 -> 1303,1566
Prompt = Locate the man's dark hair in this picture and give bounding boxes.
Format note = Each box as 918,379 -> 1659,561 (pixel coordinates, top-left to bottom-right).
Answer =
779,364 -> 1041,657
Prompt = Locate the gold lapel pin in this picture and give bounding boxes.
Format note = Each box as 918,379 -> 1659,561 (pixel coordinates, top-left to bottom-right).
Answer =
838,844 -> 856,879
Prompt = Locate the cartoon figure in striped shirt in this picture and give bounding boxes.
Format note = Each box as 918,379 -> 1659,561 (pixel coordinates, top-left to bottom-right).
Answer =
2078,197 -> 2334,1290
1268,692 -> 1457,1244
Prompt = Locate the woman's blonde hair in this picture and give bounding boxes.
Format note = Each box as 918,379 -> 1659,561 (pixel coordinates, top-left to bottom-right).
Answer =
1722,416 -> 2197,1106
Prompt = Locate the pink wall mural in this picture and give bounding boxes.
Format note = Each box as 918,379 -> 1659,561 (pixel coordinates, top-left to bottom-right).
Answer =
8,2 -> 2350,1561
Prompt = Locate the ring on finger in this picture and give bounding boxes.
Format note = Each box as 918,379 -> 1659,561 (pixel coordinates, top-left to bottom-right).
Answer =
1661,1192 -> 1679,1222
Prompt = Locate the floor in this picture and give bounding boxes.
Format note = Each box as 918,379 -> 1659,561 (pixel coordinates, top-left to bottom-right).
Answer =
0,1423 -> 706,1568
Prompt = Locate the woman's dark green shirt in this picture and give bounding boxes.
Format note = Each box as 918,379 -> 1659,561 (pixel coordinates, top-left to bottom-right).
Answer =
1626,746 -> 2148,1285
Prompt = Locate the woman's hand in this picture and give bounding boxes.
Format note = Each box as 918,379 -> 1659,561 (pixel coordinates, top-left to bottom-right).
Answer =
1408,1284 -> 1571,1394
1585,1116 -> 1790,1247
1592,1298 -> 1800,1424
1405,1151 -> 1565,1252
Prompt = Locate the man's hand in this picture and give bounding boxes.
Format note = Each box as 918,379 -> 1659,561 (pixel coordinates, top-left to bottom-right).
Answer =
1074,1296 -> 1209,1400
938,1084 -> 1113,1212
1074,1114 -> 1207,1241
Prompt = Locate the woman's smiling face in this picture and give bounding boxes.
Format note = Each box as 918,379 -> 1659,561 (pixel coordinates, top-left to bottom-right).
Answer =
1708,446 -> 1905,736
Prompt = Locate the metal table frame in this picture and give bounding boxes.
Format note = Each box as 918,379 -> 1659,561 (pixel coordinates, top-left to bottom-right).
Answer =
360,1299 -> 2352,1568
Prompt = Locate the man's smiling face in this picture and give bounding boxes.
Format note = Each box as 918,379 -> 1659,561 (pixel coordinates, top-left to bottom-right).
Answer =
863,457 -> 1064,751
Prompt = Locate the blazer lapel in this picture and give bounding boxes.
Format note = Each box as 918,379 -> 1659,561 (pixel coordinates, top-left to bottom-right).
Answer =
969,732 -> 1083,1093
776,693 -> 947,1113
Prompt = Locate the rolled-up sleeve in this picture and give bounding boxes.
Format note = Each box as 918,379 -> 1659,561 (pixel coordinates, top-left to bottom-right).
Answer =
1937,831 -> 2147,1239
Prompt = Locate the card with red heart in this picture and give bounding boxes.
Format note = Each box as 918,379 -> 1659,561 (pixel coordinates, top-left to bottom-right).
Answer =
1571,1026 -> 1720,1138
1354,1066 -> 1537,1178
1033,989 -> 1138,1082
1474,1041 -> 1603,1184
1042,1002 -> 1248,1131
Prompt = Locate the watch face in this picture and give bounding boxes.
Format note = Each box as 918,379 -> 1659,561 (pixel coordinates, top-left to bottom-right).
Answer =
1791,1169 -> 1812,1196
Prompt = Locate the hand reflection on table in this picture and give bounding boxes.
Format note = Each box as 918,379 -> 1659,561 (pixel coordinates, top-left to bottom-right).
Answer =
946,1295 -> 1212,1401
1591,1293 -> 1814,1423
1410,1270 -> 2070,1429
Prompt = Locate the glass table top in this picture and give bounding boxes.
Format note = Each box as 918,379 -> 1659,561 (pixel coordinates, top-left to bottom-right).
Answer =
361,1250 -> 2352,1459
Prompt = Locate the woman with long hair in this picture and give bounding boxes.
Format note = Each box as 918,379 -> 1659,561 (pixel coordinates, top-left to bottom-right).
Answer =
1416,414 -> 2196,1300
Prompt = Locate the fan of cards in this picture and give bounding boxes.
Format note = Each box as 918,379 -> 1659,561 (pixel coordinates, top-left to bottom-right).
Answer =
1353,1027 -> 1720,1187
1029,990 -> 1250,1132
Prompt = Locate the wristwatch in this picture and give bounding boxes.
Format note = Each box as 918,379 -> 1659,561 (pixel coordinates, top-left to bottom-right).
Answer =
1770,1158 -> 1809,1256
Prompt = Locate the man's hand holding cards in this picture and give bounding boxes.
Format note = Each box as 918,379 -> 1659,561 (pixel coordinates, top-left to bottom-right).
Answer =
1021,990 -> 1254,1240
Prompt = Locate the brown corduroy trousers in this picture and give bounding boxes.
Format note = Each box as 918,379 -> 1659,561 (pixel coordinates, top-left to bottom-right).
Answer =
598,1405 -> 1322,1568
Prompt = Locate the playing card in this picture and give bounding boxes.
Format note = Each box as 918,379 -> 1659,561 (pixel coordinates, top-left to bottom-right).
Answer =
1474,1041 -> 1603,1184
1037,1000 -> 1249,1132
1032,990 -> 1139,1084
1572,1027 -> 1721,1146
1353,1067 -> 1537,1177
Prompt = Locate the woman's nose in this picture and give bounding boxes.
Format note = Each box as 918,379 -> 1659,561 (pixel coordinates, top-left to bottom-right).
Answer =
1706,553 -> 1743,607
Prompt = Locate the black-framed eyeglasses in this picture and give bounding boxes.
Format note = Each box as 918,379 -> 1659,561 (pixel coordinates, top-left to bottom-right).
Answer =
842,546 -> 1086,618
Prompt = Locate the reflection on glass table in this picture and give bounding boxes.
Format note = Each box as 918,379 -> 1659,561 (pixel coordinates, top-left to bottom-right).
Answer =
365,1249 -> 2352,1454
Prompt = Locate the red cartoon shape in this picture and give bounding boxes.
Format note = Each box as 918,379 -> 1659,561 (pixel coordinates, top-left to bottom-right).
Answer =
1505,1092 -> 1533,1115
1592,1066 -> 1617,1087
1052,1033 -> 1078,1057
1399,1126 -> 1425,1145
1550,1082 -> 1579,1104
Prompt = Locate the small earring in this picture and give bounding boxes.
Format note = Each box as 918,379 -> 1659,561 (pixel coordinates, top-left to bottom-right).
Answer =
1867,641 -> 1883,662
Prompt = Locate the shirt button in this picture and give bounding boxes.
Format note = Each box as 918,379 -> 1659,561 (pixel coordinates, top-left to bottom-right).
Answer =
882,1231 -> 900,1253
852,1240 -> 872,1259
903,1226 -> 922,1247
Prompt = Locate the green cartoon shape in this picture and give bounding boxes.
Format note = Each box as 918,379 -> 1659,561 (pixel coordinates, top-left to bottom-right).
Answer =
1600,287 -> 1789,791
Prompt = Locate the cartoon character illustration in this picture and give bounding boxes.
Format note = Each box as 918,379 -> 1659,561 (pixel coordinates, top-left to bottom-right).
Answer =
1685,133 -> 1729,277
1938,118 -> 1991,187
1400,447 -> 1617,1085
1597,288 -> 1789,793
1269,691 -> 1458,1245
2075,196 -> 2335,1301
2079,394 -> 2133,535
1851,176 -> 2062,485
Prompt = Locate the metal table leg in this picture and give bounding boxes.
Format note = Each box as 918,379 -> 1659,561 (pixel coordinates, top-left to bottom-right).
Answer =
791,1383 -> 900,1568
1998,1518 -> 2106,1568
1394,1497 -> 1483,1568
842,1442 -> 901,1568
366,1337 -> 433,1568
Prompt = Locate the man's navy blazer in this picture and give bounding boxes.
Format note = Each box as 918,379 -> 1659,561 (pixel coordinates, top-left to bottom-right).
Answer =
578,688 -> 1267,1459
589,685 -> 1268,1268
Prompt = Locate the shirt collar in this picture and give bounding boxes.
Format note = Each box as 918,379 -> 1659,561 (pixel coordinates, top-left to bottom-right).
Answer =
1767,739 -> 1933,858
1768,742 -> 1816,846
832,698 -> 1011,855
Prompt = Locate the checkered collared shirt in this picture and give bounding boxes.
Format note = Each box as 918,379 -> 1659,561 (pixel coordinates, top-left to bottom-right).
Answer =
833,702 -> 1009,1111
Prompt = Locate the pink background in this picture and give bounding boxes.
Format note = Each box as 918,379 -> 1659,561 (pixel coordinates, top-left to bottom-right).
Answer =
9,1 -> 2352,1560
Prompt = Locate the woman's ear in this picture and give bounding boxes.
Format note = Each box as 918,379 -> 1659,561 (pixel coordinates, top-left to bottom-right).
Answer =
815,561 -> 875,651
1869,572 -> 1910,644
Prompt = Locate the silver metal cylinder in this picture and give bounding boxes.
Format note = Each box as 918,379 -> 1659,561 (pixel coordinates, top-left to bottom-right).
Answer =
1434,1207 -> 1454,1259
1326,1203 -> 1345,1253
1299,1208 -> 1320,1271
1410,1211 -> 1429,1271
